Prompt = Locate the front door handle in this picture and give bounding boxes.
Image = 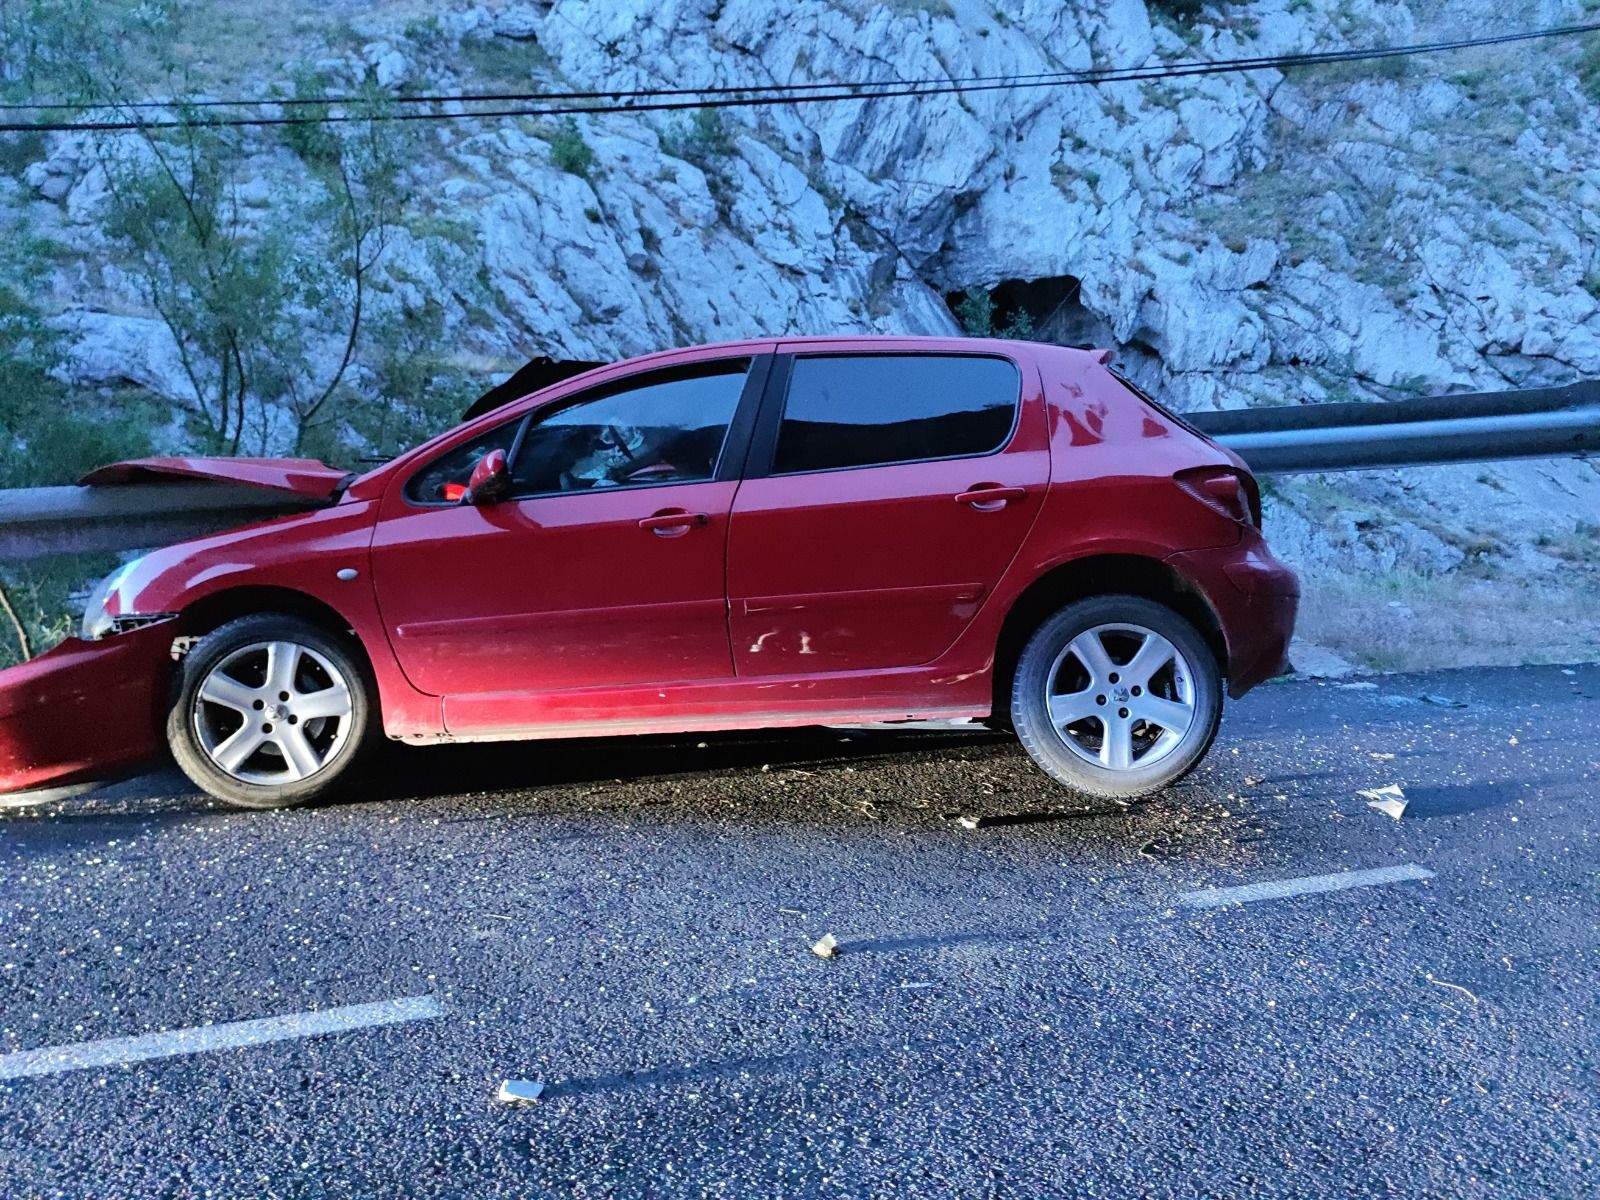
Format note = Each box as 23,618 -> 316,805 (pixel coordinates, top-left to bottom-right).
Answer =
639,509 -> 709,537
955,485 -> 1027,511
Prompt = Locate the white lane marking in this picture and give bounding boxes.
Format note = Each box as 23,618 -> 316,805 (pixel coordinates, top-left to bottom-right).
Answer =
1178,863 -> 1435,910
0,995 -> 444,1081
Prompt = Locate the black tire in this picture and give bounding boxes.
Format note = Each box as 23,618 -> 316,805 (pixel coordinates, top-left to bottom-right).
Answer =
167,614 -> 375,810
1010,595 -> 1222,799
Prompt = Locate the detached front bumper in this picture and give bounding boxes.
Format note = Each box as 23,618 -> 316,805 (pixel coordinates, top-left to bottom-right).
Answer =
1168,535 -> 1300,699
0,621 -> 175,795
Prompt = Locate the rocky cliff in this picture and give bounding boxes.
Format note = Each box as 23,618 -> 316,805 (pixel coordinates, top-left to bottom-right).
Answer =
4,0 -> 1598,668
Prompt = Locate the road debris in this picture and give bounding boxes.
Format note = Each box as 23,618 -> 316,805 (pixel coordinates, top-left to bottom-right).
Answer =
1359,784 -> 1408,820
1423,973 -> 1481,1005
1140,836 -> 1180,860
1334,680 -> 1378,690
811,933 -> 839,959
1421,693 -> 1468,708
898,981 -> 934,990
1369,752 -> 1395,761
496,1079 -> 545,1104
1244,776 -> 1264,786
1508,735 -> 1519,745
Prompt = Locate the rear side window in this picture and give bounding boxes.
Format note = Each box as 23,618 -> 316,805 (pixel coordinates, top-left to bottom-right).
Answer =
773,354 -> 1020,474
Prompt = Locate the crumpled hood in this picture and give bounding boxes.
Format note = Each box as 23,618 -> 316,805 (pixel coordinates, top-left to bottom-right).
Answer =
79,456 -> 352,502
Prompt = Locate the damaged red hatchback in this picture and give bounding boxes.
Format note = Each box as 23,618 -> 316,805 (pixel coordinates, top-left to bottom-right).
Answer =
0,337 -> 1298,810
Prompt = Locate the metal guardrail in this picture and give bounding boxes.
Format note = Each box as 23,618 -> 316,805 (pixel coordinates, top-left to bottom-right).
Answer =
0,483 -> 311,560
0,385 -> 1593,562
1188,381 -> 1597,474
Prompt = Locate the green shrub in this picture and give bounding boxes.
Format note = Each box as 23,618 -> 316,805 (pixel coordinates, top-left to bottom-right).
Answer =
279,70 -> 341,168
0,130 -> 47,176
1579,38 -> 1600,104
0,552 -> 121,669
956,286 -> 995,336
548,117 -> 596,177
955,286 -> 1035,339
1149,0 -> 1207,25
665,108 -> 735,164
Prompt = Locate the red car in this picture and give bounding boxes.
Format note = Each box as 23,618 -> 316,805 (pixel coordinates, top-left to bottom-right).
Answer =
0,337 -> 1298,810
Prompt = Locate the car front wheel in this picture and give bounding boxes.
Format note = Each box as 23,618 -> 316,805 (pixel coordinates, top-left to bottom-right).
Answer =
167,614 -> 374,809
1010,595 -> 1222,799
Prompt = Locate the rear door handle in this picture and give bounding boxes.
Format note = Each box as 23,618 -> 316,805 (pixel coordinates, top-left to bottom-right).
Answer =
639,509 -> 709,536
955,485 -> 1027,511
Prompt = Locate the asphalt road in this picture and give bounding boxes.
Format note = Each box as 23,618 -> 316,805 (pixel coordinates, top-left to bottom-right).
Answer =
2,664 -> 1597,1199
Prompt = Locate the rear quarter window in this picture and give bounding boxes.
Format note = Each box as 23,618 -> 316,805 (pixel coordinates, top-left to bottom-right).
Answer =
773,354 -> 1020,474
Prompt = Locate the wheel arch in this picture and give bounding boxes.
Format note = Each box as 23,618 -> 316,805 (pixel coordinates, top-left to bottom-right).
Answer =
990,554 -> 1226,719
173,587 -> 380,709
176,586 -> 360,641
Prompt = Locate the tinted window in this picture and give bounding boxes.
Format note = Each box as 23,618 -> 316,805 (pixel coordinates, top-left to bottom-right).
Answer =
405,360 -> 749,504
773,355 -> 1019,474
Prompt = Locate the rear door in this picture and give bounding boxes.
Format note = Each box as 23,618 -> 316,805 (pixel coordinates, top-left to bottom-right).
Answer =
726,345 -> 1050,676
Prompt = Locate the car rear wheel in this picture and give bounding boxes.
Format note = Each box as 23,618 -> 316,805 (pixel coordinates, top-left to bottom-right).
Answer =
167,615 -> 374,809
1010,595 -> 1222,799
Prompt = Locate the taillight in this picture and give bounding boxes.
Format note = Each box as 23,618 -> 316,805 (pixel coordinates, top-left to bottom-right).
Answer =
1175,466 -> 1260,527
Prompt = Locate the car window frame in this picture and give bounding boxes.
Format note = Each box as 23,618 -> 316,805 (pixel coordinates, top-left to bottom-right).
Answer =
741,351 -> 1024,481
401,354 -> 772,508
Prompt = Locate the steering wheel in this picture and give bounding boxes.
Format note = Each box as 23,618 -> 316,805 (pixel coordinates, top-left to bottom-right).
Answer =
621,462 -> 679,482
606,424 -> 637,462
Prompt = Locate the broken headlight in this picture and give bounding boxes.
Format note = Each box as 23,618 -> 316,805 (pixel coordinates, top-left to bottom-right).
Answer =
80,556 -> 165,640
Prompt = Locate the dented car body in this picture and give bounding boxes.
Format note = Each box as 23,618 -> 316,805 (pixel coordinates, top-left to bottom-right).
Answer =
0,336 -> 1299,808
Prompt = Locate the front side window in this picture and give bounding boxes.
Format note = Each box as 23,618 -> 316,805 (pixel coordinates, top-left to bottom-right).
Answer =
406,421 -> 519,504
772,354 -> 1020,475
406,360 -> 750,504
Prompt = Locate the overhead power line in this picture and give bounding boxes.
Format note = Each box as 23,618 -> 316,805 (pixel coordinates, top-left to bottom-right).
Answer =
1,20 -> 1596,134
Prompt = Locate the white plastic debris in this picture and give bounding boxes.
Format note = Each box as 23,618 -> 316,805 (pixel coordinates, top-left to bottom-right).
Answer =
811,933 -> 839,959
1359,784 -> 1408,820
496,1079 -> 545,1104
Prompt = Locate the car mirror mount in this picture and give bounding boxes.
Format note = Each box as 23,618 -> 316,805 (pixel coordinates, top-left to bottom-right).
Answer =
463,448 -> 512,506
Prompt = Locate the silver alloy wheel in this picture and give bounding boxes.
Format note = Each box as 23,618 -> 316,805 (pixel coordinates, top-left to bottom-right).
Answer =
1043,622 -> 1197,772
191,640 -> 354,786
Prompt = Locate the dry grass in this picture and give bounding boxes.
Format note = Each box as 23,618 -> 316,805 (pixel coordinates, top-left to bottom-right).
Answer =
1295,564 -> 1600,673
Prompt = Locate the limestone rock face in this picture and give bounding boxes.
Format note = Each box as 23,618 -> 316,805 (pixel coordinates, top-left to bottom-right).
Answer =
8,0 -> 1600,653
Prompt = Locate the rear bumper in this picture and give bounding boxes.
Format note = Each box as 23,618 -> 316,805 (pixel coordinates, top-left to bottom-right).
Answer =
0,621 -> 174,795
1167,535 -> 1299,699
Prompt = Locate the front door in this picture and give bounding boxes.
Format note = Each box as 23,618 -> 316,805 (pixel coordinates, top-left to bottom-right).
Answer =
726,347 -> 1051,676
371,356 -> 764,725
